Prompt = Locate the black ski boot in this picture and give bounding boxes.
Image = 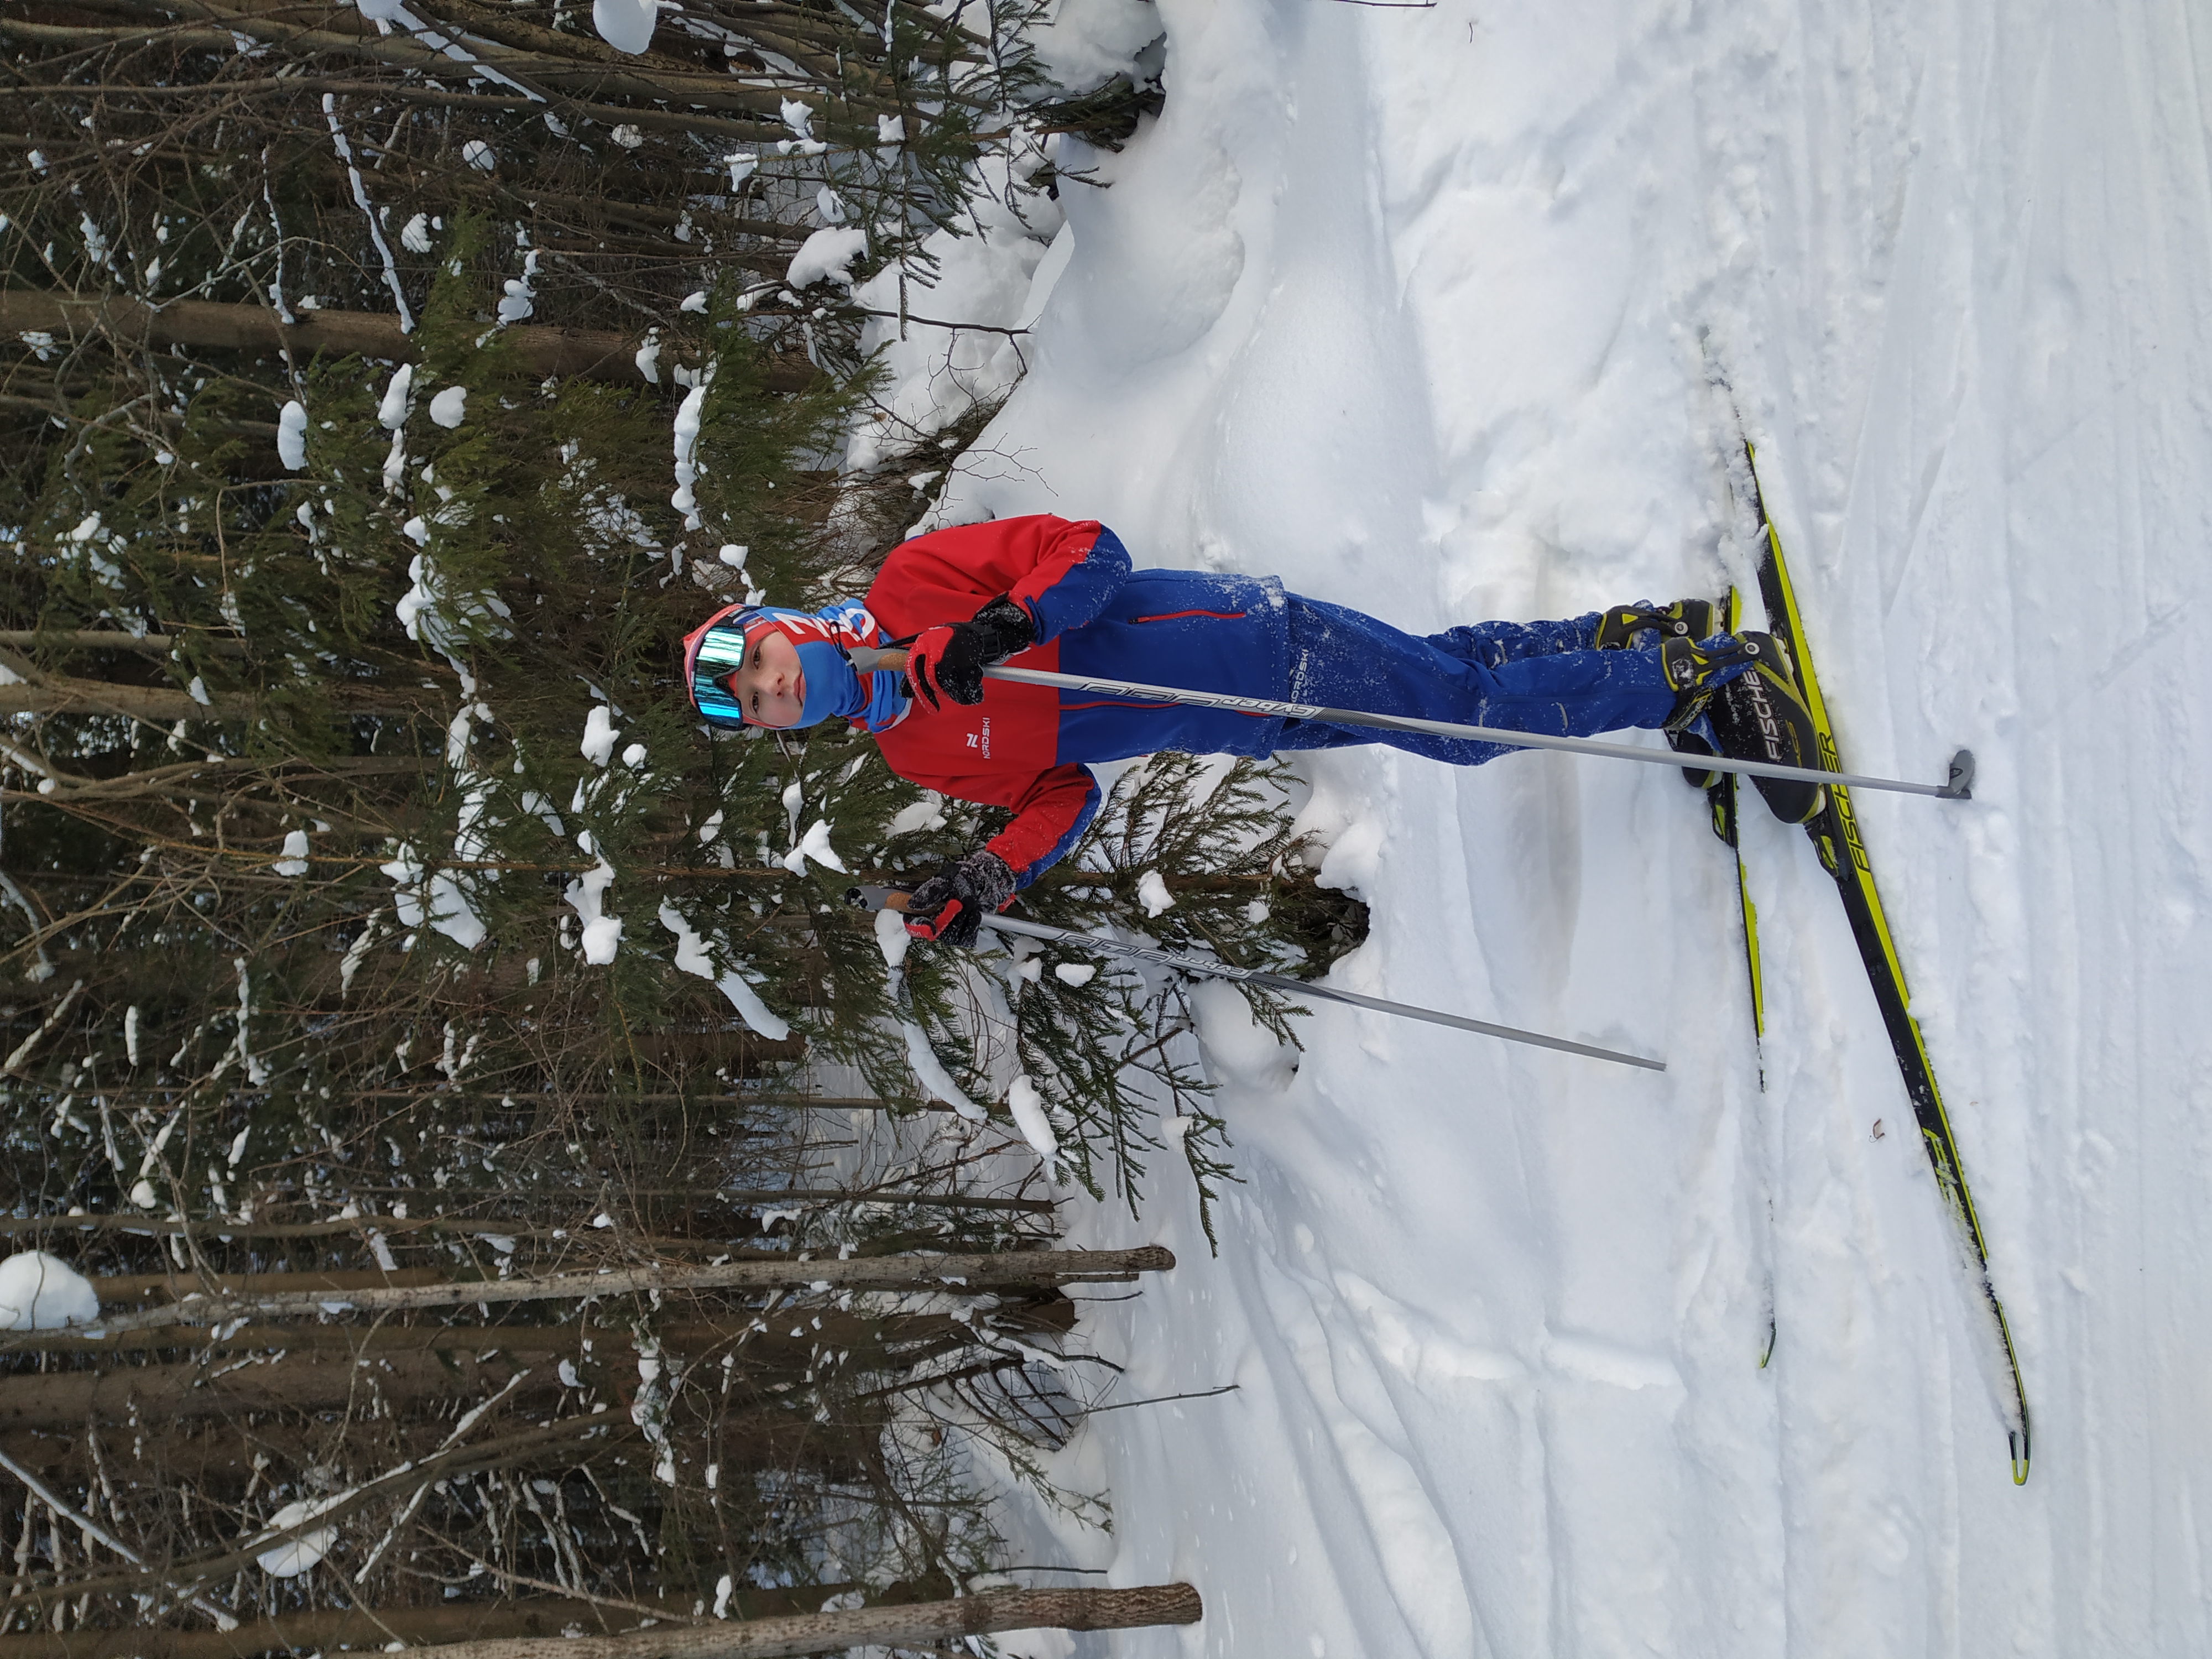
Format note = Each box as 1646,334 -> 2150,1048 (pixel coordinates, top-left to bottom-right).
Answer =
1594,598 -> 1720,650
1661,633 -> 1825,824
1598,598 -> 1729,786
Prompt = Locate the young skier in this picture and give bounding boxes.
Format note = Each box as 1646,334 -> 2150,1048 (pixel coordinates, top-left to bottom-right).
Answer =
682,514 -> 1819,946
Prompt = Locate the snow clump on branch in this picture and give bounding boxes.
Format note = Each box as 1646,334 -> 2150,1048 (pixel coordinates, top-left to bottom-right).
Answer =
786,228 -> 869,290
276,400 -> 308,469
0,1252 -> 99,1329
658,902 -> 791,1041
591,0 -> 657,54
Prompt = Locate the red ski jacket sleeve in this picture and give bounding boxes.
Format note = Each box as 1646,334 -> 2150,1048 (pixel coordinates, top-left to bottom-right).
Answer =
864,516 -> 1129,885
864,515 -> 1130,644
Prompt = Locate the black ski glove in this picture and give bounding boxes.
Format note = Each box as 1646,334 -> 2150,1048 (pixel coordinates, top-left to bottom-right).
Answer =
905,595 -> 1035,709
903,849 -> 1018,948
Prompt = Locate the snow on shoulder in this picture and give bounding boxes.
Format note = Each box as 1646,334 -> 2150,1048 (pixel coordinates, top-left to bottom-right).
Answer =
0,1251 -> 100,1329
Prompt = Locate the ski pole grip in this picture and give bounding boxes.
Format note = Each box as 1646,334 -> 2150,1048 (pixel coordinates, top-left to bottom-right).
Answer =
848,645 -> 910,674
844,884 -> 914,913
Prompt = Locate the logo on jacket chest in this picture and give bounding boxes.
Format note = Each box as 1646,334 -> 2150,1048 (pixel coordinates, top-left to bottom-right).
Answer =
962,717 -> 992,758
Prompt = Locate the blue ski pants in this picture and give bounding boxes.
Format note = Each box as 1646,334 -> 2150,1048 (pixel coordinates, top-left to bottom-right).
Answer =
1272,595 -> 1681,767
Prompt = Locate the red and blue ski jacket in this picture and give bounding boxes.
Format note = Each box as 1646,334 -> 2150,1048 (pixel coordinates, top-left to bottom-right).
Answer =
859,515 -> 1291,886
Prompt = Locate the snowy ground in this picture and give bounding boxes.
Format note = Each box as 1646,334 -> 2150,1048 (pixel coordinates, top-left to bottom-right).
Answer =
914,0 -> 2212,1651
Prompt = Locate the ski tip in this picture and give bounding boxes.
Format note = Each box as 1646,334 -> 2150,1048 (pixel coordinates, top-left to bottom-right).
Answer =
1940,748 -> 1976,801
2010,1428 -> 2031,1486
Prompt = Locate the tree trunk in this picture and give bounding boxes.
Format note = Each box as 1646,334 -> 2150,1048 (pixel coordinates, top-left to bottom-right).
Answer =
0,676 -> 253,722
0,1588 -> 905,1659
0,292 -> 812,392
349,1585 -> 1203,1659
0,1344 -> 540,1432
91,1268 -> 448,1303
0,633 -> 248,658
3,1307 -> 994,1363
51,1246 -> 1175,1340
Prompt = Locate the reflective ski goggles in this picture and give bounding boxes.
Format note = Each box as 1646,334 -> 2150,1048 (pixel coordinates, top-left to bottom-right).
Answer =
683,604 -> 765,728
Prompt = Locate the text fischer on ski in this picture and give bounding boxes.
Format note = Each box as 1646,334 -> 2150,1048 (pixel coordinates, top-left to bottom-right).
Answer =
682,515 -> 1822,947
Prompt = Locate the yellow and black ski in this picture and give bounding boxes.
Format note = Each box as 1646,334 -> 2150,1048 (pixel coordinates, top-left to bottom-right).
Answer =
1732,442 -> 2031,1484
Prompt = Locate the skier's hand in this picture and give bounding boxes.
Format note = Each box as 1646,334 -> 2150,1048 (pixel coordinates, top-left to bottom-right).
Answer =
905,596 -> 1034,709
904,849 -> 1018,948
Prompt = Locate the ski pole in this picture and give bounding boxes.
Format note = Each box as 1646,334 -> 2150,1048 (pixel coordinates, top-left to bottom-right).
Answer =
847,648 -> 1975,802
847,885 -> 1666,1073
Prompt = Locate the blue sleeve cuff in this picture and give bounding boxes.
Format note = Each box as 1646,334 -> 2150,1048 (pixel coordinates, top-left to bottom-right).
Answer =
1024,525 -> 1132,643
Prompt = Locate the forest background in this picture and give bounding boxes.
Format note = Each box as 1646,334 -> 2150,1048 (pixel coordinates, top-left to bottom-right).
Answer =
0,1 -> 1361,1651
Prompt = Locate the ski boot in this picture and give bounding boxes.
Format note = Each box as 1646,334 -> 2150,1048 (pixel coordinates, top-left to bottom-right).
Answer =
1593,598 -> 1720,651
1661,633 -> 1825,824
1597,598 -> 1728,787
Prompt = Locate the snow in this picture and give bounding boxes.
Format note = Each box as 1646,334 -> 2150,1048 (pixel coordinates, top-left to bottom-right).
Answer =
566,854 -> 622,964
591,0 -> 655,54
1025,0 -> 1162,92
253,1495 -> 343,1578
901,1020 -> 985,1120
276,400 -> 308,469
322,93 -> 413,333
1006,1074 -> 1063,1175
872,905 -> 911,970
578,705 -> 619,766
272,829 -> 309,877
381,843 -> 487,952
0,1252 -> 98,1329
658,901 -> 792,1041
498,269 -> 536,324
1186,977 -> 1293,1092
1133,869 -> 1175,917
843,152 -> 1066,476
785,227 -> 869,291
427,386 -> 467,429
916,0 -> 2212,1650
671,379 -> 709,529
793,818 -> 847,874
375,362 -> 411,430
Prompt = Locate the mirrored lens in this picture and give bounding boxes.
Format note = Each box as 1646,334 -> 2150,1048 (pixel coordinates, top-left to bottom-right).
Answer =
692,622 -> 752,674
690,623 -> 753,726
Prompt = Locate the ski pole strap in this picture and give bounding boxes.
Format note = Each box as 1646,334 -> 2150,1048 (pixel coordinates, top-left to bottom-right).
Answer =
846,886 -> 1665,1072
843,648 -> 1972,802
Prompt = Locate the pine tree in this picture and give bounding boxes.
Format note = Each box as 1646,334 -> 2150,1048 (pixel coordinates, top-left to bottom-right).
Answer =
0,4 -> 1366,1641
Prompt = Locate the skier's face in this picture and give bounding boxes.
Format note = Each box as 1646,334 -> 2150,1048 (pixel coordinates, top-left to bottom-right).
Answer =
722,628 -> 806,728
